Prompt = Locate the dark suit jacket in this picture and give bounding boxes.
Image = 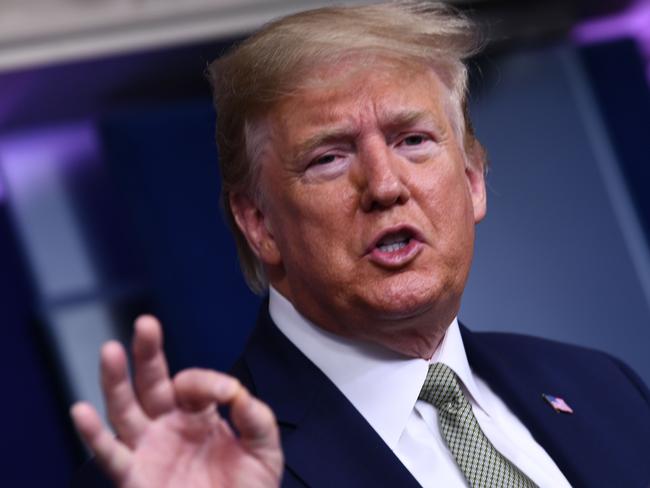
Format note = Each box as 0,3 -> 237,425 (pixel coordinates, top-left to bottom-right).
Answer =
232,306 -> 650,488
74,306 -> 650,487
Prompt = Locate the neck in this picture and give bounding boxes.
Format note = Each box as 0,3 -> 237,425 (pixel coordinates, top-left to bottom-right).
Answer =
269,284 -> 457,359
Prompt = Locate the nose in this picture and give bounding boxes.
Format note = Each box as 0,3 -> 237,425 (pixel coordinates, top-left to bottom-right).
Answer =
356,142 -> 411,212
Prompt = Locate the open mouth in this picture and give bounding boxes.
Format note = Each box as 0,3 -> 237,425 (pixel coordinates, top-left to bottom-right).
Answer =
375,230 -> 414,253
366,226 -> 424,267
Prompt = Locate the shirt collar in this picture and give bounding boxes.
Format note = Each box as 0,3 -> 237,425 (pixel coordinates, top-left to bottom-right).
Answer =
429,316 -> 489,415
268,287 -> 488,450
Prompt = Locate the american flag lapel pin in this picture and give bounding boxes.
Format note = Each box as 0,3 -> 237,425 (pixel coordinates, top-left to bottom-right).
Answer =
542,393 -> 574,414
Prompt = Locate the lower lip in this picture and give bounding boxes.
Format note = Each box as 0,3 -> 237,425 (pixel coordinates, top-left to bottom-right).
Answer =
368,239 -> 423,268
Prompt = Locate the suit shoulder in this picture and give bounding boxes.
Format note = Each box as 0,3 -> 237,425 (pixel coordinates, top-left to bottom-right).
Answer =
464,326 -> 650,404
469,328 -> 615,361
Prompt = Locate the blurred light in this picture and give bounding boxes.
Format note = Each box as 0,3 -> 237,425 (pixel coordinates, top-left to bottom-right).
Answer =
573,0 -> 650,83
0,121 -> 118,417
0,123 -> 100,299
0,0 -> 370,73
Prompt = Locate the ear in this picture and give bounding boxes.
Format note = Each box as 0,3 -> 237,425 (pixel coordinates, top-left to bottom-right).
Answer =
464,139 -> 487,224
229,192 -> 282,266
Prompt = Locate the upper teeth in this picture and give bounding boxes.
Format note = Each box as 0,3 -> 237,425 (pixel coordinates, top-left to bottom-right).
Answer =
379,241 -> 408,252
377,231 -> 412,252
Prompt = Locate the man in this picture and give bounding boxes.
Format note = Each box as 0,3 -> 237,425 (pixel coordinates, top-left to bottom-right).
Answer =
71,2 -> 650,487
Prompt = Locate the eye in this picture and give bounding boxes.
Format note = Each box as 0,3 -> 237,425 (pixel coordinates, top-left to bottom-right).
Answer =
400,134 -> 429,147
303,151 -> 349,181
312,153 -> 338,165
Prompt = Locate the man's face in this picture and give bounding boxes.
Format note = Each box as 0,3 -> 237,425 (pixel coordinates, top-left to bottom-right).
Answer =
234,63 -> 486,357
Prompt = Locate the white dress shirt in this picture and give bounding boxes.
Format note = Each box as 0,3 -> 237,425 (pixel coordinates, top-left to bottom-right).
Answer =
269,287 -> 572,487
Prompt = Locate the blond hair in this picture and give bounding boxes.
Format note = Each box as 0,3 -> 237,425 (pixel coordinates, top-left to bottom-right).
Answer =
207,1 -> 483,294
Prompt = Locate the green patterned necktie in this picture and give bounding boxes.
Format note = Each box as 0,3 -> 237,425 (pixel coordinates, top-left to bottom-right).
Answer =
418,363 -> 537,488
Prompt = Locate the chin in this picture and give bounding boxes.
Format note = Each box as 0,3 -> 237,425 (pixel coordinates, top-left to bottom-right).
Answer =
361,272 -> 445,321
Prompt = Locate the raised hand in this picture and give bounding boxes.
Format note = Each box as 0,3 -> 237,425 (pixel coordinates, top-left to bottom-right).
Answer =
71,315 -> 283,488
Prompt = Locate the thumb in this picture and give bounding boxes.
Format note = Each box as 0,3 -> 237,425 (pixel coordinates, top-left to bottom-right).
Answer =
231,387 -> 283,472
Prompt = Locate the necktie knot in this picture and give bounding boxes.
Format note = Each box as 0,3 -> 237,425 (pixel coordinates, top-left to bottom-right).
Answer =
418,362 -> 464,410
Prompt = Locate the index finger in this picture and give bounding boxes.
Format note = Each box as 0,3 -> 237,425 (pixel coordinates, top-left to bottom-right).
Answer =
173,369 -> 281,455
173,368 -> 242,412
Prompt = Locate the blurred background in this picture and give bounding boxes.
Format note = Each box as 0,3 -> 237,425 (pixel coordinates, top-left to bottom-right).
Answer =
0,0 -> 648,484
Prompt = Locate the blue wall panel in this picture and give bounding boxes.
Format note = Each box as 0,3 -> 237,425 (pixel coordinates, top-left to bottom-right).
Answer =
462,43 -> 650,384
100,100 -> 260,373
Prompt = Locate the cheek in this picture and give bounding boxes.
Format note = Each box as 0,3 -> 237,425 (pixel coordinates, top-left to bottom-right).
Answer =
273,188 -> 357,259
417,167 -> 469,217
416,167 -> 475,253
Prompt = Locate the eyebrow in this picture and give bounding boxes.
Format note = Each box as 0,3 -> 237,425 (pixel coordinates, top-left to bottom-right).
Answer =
292,109 -> 441,162
382,109 -> 432,129
293,126 -> 358,163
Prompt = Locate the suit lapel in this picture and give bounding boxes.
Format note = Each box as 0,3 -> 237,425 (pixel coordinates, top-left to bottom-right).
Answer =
460,324 -> 594,487
242,307 -> 420,488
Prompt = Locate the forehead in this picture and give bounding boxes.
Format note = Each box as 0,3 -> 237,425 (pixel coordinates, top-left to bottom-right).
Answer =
267,63 -> 457,148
